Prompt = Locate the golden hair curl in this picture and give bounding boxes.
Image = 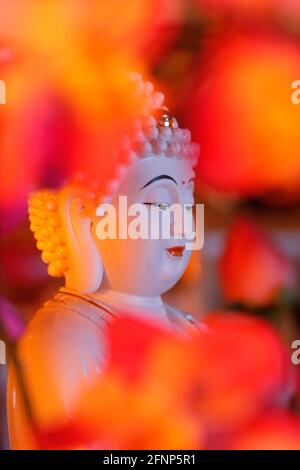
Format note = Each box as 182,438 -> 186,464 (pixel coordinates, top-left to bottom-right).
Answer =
28,191 -> 68,277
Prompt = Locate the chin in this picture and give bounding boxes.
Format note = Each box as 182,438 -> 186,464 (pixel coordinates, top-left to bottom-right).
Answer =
161,250 -> 190,282
159,266 -> 189,294
137,272 -> 184,296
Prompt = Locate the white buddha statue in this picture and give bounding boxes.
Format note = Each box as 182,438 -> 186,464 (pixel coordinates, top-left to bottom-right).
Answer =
7,74 -> 200,449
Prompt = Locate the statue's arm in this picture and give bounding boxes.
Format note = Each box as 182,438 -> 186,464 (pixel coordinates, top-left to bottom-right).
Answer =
7,306 -> 106,449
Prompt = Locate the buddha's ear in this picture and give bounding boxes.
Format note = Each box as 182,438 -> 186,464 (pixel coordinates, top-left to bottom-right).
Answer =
58,186 -> 103,294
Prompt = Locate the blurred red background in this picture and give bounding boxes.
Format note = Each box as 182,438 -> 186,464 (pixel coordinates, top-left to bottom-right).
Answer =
1,0 -> 300,450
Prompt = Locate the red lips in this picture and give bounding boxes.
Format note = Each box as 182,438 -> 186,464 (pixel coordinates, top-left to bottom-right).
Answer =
167,246 -> 185,258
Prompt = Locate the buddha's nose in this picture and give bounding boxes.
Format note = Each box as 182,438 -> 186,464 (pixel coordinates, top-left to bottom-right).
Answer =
170,221 -> 184,239
170,213 -> 195,241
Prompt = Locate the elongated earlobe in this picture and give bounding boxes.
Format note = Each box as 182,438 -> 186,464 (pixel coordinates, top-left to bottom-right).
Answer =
58,186 -> 103,294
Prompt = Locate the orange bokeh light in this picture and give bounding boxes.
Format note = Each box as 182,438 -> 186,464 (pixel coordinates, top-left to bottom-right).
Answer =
0,0 -> 175,215
189,32 -> 300,197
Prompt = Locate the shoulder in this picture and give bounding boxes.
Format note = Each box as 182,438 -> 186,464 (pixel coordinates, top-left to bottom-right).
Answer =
15,296 -> 108,425
21,298 -> 107,369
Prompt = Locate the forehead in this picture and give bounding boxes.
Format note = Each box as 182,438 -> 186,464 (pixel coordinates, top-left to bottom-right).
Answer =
117,156 -> 195,195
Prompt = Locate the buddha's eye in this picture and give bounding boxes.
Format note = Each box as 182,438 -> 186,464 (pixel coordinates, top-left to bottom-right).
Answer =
144,202 -> 169,211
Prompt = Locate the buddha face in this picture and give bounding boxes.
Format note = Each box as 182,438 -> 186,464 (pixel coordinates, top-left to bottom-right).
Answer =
92,156 -> 195,297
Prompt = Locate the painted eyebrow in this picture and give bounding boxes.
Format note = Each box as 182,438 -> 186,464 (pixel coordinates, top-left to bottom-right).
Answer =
140,174 -> 178,190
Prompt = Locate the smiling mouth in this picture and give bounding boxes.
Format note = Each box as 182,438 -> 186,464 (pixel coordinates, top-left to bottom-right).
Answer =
166,246 -> 185,258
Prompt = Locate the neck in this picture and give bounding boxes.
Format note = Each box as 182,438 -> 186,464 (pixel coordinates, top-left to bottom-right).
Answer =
61,286 -> 171,329
92,288 -> 164,310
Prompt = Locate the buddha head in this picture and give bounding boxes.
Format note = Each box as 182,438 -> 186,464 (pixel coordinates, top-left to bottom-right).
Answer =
28,74 -> 200,297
